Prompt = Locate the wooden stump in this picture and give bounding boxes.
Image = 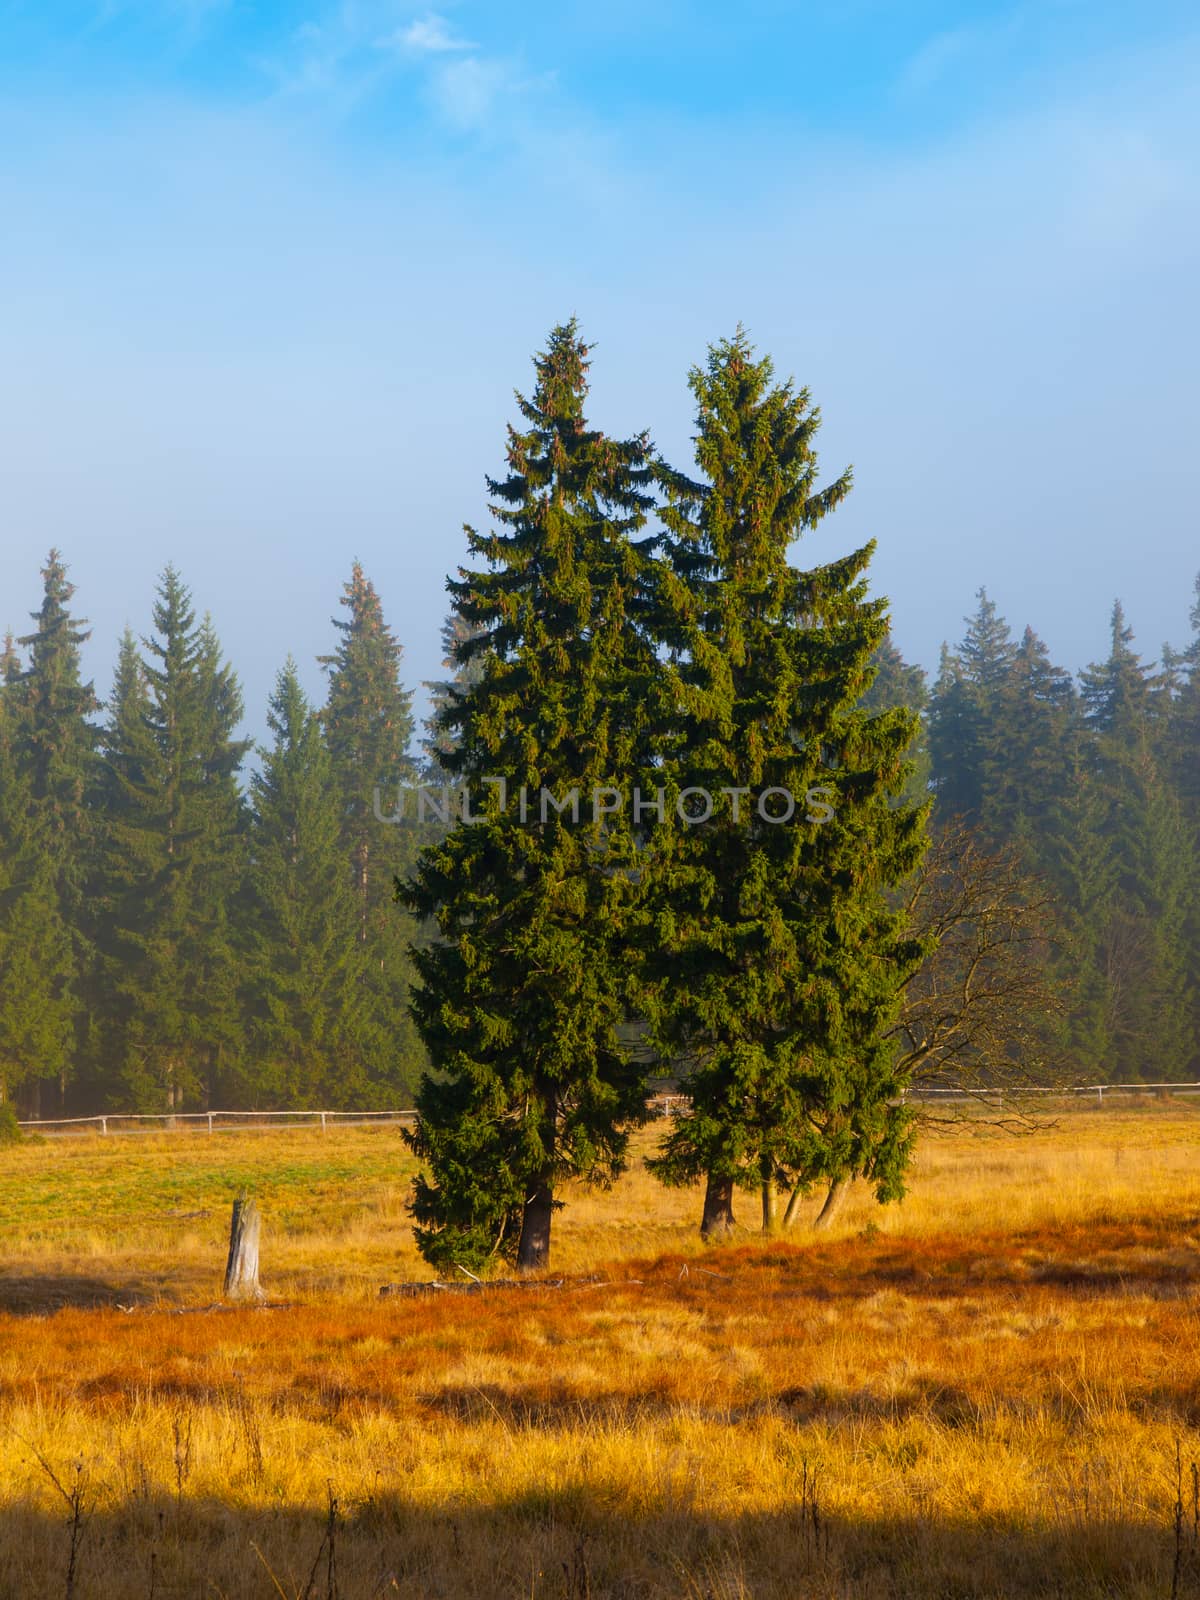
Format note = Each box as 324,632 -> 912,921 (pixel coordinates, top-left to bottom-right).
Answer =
223,1197 -> 263,1302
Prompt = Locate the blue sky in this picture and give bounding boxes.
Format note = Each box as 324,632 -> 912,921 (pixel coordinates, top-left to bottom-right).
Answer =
1,1 -> 1198,743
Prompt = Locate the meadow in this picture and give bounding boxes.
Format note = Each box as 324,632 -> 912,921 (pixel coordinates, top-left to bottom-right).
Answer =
3,1102 -> 1200,1598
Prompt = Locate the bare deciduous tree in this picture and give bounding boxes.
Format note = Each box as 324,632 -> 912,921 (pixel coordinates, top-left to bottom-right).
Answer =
781,823 -> 1071,1230
891,822 -> 1069,1104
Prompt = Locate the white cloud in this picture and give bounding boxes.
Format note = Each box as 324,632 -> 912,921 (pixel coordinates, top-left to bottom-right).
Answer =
388,13 -> 475,56
259,6 -> 495,120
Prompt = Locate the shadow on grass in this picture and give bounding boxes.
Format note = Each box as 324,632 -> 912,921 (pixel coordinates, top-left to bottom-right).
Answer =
0,1488 -> 1185,1599
645,1226 -> 1200,1307
0,1269 -> 204,1316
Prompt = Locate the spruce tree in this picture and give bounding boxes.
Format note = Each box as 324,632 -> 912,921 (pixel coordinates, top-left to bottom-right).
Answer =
1166,576 -> 1200,1074
86,629 -> 154,1104
0,635 -> 75,1107
926,605 -> 1093,1073
399,321 -> 659,1272
643,332 -> 930,1236
92,572 -> 248,1109
0,553 -> 99,1111
1073,602 -> 1193,1079
320,564 -> 425,1099
1167,575 -> 1200,819
928,589 -> 1016,829
0,848 -> 74,1111
192,615 -> 252,1100
991,625 -> 1079,861
12,552 -> 99,884
1080,601 -> 1172,742
321,563 -> 417,913
242,661 -> 380,1105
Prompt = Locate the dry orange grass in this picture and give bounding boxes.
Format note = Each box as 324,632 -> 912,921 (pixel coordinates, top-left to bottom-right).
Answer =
3,1102 -> 1200,1596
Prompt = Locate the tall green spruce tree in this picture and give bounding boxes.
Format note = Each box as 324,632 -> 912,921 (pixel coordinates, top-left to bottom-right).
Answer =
91,572 -> 249,1109
320,564 -> 425,1100
0,554 -> 98,1112
242,661 -> 381,1104
399,321 -> 660,1272
644,332 -> 930,1236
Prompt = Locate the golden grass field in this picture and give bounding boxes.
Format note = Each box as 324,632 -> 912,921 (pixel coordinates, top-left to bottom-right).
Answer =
3,1101 -> 1200,1598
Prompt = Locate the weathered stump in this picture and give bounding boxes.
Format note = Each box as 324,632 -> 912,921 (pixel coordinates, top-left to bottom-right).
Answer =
223,1197 -> 263,1302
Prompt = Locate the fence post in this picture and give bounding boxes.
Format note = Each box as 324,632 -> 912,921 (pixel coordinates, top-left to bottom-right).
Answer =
320,1110 -> 327,1134
100,1116 -> 107,1137
207,1111 -> 214,1134
1097,1085 -> 1103,1104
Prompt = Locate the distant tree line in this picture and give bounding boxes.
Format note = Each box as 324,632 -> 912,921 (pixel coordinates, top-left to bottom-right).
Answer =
925,587 -> 1200,1085
1,323 -> 1197,1271
0,556 -> 433,1114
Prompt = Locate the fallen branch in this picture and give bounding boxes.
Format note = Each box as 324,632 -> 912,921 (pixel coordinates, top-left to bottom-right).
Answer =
379,1278 -> 569,1297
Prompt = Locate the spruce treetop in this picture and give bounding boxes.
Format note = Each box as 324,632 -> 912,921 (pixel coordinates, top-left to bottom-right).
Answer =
1080,599 -> 1170,740
11,549 -> 99,816
320,561 -> 414,780
958,588 -> 1017,690
438,318 -> 658,793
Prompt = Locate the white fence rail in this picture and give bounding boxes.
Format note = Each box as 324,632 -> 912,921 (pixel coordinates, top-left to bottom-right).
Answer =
15,1083 -> 1200,1138
14,1108 -> 418,1137
902,1082 -> 1200,1105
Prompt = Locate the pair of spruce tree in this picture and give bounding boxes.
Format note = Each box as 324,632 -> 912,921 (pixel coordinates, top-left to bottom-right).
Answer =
400,323 -> 930,1271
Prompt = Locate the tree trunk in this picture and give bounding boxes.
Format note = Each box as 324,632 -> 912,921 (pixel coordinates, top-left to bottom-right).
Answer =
700,1173 -> 736,1238
761,1176 -> 780,1234
356,836 -> 370,943
811,1177 -> 848,1232
516,1171 -> 554,1272
223,1197 -> 263,1301
782,1180 -> 807,1229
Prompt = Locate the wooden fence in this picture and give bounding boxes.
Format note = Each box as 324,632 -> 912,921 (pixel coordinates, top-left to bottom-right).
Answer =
15,1083 -> 1200,1137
